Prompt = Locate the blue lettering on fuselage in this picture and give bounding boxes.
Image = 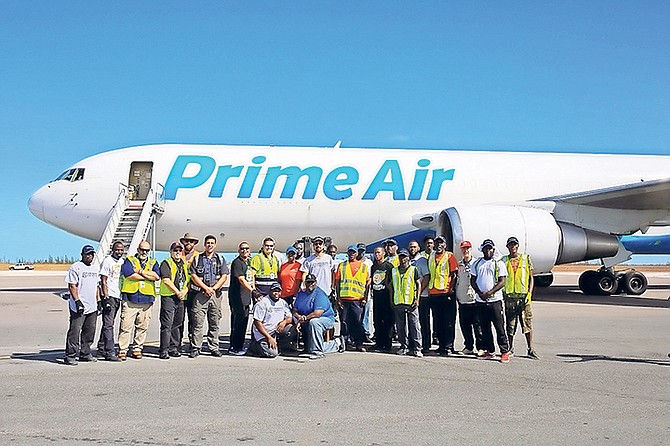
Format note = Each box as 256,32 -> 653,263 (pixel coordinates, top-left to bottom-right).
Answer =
163,155 -> 455,201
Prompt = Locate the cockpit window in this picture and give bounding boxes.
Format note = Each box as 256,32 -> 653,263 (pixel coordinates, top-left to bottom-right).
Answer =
53,168 -> 85,182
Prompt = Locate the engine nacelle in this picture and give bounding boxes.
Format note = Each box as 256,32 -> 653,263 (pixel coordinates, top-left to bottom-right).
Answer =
439,206 -> 620,273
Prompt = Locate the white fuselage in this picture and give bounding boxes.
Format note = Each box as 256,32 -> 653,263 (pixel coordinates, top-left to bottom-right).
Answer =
28,144 -> 670,252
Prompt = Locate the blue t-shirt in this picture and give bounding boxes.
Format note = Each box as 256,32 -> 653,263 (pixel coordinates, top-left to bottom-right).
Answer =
293,287 -> 335,322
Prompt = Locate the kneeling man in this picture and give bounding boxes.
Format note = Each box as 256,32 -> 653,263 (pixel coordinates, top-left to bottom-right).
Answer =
248,283 -> 298,358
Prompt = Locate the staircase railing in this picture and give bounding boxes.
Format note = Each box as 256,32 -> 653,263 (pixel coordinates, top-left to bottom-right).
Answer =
94,184 -> 129,267
128,183 -> 165,255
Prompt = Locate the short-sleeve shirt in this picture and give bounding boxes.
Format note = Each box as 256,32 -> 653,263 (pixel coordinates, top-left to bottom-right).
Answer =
121,257 -> 161,301
371,261 -> 394,294
252,296 -> 291,341
470,257 -> 507,303
65,261 -> 100,314
160,259 -> 187,292
189,253 -> 229,287
99,255 -> 124,299
293,287 -> 335,322
300,254 -> 335,295
279,261 -> 302,298
229,256 -> 252,306
411,255 -> 430,297
428,252 -> 459,295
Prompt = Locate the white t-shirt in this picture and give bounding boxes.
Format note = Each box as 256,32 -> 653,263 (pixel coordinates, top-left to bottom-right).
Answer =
65,261 -> 100,314
252,296 -> 292,341
99,255 -> 124,298
300,254 -> 336,295
470,257 -> 507,303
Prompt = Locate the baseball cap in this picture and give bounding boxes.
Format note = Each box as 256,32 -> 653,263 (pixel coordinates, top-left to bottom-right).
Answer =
384,238 -> 397,246
81,245 -> 95,255
356,243 -> 366,251
286,246 -> 298,255
434,236 -> 446,244
170,241 -> 184,251
304,273 -> 317,283
398,248 -> 410,257
459,240 -> 472,249
506,236 -> 519,246
311,236 -> 324,243
347,244 -> 358,252
480,239 -> 495,249
270,282 -> 282,291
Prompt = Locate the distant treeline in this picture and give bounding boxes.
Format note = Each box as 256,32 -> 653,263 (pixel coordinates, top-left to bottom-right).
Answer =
3,255 -> 78,264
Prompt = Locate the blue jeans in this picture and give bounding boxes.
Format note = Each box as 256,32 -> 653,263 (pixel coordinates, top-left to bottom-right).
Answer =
304,316 -> 339,354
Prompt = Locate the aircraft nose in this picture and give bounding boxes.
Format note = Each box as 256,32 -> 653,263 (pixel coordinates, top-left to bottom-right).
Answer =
28,185 -> 48,222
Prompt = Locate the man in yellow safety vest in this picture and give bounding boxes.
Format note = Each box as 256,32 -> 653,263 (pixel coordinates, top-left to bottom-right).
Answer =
392,249 -> 423,357
502,236 -> 539,359
335,244 -> 371,352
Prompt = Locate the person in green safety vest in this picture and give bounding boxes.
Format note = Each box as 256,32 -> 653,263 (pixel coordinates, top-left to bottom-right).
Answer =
502,236 -> 539,360
158,241 -> 190,359
392,249 -> 423,357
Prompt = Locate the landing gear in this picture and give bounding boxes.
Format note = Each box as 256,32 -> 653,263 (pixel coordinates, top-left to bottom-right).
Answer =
578,268 -> 648,296
534,274 -> 554,287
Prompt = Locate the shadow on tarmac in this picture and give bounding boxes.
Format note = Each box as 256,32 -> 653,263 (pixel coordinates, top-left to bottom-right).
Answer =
535,286 -> 670,308
557,353 -> 670,367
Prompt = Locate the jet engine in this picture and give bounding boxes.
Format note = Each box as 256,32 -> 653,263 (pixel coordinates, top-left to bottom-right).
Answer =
438,206 -> 620,274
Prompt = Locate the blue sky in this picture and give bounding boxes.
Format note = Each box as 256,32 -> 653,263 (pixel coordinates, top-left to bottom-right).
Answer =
1,2 -> 669,262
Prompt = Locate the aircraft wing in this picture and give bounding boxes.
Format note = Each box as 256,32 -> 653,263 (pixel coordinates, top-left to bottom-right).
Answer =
539,177 -> 670,212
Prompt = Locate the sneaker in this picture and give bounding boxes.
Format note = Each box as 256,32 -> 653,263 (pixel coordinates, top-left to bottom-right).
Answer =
159,352 -> 170,360
421,348 -> 431,354
118,351 -> 127,361
130,350 -> 142,360
411,350 -> 424,358
230,348 -> 247,356
64,357 -> 78,366
459,348 -> 475,356
477,351 -> 493,360
396,348 -> 408,356
309,353 -> 325,360
356,345 -> 367,353
168,350 -> 181,358
105,355 -> 121,362
79,354 -> 97,362
527,349 -> 540,360
500,352 -> 510,363
188,349 -> 200,358
210,349 -> 222,357
335,337 -> 345,353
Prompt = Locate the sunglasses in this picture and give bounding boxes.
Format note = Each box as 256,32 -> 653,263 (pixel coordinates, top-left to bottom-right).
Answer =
172,248 -> 182,252
138,248 -> 150,253
264,244 -> 275,248
239,247 -> 250,251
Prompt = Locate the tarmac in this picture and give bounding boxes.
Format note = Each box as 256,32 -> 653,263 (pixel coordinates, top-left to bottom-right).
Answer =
0,269 -> 668,445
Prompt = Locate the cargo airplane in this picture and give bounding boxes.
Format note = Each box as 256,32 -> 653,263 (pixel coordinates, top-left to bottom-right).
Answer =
28,143 -> 670,296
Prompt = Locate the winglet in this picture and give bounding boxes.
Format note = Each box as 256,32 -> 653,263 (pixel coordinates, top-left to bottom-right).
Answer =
333,140 -> 342,149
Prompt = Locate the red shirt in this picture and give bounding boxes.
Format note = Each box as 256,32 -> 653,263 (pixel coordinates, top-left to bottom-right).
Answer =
279,261 -> 302,298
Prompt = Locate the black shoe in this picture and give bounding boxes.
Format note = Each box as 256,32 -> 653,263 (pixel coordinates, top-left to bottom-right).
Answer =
105,355 -> 121,362
79,354 -> 97,362
168,350 -> 181,358
159,352 -> 170,360
189,349 -> 200,358
64,357 -> 78,366
211,349 -> 222,357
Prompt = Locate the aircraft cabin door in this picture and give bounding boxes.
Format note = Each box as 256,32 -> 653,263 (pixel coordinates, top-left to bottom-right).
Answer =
128,162 -> 153,200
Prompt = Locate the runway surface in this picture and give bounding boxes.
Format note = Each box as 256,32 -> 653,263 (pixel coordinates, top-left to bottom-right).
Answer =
0,270 -> 668,445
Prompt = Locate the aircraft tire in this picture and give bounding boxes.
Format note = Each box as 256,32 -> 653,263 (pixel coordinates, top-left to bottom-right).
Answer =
534,274 -> 553,287
621,271 -> 648,295
578,270 -> 598,295
594,270 -> 617,295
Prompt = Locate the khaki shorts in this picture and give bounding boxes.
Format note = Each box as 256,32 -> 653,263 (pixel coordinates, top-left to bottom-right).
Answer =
504,294 -> 532,335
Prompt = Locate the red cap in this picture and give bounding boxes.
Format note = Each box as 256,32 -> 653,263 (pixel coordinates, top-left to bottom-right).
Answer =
459,240 -> 472,249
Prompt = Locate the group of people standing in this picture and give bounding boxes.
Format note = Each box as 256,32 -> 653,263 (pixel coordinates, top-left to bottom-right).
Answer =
63,231 -> 539,365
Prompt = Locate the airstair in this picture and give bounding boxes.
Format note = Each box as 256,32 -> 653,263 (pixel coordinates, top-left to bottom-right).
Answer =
94,184 -> 165,266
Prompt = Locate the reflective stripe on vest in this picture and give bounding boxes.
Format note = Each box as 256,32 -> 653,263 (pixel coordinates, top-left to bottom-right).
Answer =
428,252 -> 452,291
339,261 -> 369,300
120,256 -> 157,297
392,265 -> 417,305
159,257 -> 190,297
503,254 -> 531,294
386,255 -> 399,268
